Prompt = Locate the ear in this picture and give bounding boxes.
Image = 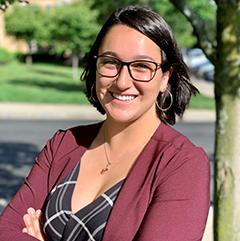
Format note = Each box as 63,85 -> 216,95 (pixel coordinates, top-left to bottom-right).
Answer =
159,68 -> 172,92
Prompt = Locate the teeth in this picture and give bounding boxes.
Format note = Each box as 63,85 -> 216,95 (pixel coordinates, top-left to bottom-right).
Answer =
112,93 -> 135,101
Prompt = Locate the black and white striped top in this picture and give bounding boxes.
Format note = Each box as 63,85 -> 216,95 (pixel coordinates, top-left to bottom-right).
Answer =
43,162 -> 124,241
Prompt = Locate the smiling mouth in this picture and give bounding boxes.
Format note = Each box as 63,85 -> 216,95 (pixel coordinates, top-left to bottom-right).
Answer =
111,92 -> 136,101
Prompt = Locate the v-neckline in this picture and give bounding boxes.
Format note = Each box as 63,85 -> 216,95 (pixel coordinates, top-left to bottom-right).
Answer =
69,162 -> 125,215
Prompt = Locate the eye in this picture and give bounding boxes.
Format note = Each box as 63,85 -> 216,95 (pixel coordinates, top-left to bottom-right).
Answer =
131,61 -> 155,72
99,56 -> 120,66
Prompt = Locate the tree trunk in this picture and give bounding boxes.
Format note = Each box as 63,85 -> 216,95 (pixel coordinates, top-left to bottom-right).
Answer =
72,54 -> 79,81
25,42 -> 33,65
214,1 -> 240,240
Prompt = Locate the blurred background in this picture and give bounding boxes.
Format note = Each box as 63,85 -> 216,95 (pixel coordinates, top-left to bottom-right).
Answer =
0,1 -> 218,240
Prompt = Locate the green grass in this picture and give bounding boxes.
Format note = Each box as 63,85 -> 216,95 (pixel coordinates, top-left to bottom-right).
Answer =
0,62 -> 215,109
189,93 -> 215,109
0,62 -> 88,104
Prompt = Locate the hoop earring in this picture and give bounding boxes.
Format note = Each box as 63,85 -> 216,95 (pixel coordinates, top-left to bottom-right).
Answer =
156,89 -> 173,112
90,83 -> 98,103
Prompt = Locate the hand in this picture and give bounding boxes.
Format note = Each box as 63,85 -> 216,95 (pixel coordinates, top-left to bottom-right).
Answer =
22,207 -> 45,241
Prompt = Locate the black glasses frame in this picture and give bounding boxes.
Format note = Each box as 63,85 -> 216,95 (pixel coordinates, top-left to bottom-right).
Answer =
94,55 -> 163,82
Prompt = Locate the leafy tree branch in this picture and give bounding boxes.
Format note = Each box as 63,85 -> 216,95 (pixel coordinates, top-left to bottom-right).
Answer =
169,0 -> 216,63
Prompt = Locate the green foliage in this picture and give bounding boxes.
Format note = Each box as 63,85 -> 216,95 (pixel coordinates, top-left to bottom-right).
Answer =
188,0 -> 216,21
90,0 -> 193,47
151,0 -> 195,47
0,0 -> 28,11
90,0 -> 216,48
184,0 -> 216,44
152,0 -> 215,47
0,48 -> 16,63
3,0 -> 216,54
90,0 -> 142,24
4,5 -> 50,43
4,1 -> 100,55
49,3 -> 100,55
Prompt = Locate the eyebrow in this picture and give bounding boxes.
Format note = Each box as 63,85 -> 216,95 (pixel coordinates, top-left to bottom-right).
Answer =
99,51 -> 159,62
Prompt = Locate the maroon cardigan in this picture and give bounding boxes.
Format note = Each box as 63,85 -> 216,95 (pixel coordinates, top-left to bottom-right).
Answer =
0,122 -> 210,241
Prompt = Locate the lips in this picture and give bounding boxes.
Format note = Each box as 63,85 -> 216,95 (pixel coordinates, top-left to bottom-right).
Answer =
111,92 -> 136,101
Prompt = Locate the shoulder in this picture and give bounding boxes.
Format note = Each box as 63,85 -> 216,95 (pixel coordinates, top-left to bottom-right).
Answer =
45,121 -> 103,157
152,122 -> 198,151
151,123 -> 209,175
145,124 -> 210,199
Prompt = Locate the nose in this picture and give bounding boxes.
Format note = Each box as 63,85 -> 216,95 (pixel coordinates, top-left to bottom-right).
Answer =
115,65 -> 133,90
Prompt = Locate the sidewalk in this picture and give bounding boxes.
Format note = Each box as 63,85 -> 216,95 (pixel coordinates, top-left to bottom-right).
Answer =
0,102 -> 215,122
191,75 -> 214,98
0,103 -> 104,121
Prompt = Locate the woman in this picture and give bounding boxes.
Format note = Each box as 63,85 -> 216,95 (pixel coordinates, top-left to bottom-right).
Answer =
0,5 -> 210,241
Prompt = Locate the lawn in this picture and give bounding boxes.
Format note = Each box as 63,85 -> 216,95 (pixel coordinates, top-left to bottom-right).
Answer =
189,93 -> 215,109
0,62 -> 88,104
0,62 -> 215,109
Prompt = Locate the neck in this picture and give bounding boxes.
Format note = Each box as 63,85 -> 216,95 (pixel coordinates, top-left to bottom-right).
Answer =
103,114 -> 161,152
98,113 -> 160,175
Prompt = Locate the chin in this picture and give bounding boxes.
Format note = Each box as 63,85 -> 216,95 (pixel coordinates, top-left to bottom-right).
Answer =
103,102 -> 156,124
105,109 -> 138,124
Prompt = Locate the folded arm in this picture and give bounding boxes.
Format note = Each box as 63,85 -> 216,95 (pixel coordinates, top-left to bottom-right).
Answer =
0,131 -> 63,241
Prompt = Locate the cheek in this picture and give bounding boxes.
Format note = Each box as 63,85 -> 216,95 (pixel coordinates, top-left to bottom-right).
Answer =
96,77 -> 112,98
137,78 -> 162,96
96,74 -> 112,88
152,74 -> 168,94
96,77 -> 105,92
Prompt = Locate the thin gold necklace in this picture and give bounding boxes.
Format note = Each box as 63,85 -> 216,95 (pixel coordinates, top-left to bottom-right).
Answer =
100,125 -> 112,175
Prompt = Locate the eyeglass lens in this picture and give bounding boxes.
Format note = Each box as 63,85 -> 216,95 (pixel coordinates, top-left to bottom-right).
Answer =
96,56 -> 158,81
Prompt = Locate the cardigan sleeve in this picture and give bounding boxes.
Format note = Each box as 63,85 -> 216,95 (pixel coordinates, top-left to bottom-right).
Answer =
0,130 -> 64,241
133,147 -> 210,241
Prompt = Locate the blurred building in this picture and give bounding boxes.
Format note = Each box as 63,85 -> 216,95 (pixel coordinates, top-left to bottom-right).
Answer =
0,0 -> 72,52
26,0 -> 71,8
0,10 -> 28,52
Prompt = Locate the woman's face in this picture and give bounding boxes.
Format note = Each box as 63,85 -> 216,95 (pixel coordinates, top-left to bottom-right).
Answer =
96,24 -> 170,124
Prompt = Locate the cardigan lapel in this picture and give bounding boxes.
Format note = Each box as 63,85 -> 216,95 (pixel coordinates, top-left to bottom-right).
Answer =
48,145 -> 86,191
48,122 -> 103,191
102,124 -> 166,241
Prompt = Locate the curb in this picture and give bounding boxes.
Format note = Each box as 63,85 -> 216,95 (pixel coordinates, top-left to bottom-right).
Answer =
0,103 -> 104,121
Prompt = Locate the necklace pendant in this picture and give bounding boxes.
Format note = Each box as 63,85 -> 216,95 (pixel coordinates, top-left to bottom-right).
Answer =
100,167 -> 109,175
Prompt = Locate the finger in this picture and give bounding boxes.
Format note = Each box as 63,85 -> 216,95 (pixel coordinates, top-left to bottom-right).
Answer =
27,207 -> 36,216
23,208 -> 45,240
28,208 -> 44,240
36,209 -> 42,220
23,213 -> 35,236
22,227 -> 27,233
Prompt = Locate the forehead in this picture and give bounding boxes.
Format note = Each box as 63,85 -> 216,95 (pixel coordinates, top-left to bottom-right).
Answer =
99,24 -> 161,61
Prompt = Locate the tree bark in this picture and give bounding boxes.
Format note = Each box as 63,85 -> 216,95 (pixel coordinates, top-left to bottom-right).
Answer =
214,1 -> 240,240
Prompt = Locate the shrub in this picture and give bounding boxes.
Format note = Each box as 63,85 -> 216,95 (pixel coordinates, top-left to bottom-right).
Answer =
0,48 -> 16,64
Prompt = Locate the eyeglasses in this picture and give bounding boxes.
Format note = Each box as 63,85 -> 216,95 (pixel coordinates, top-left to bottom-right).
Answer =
95,55 -> 163,82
